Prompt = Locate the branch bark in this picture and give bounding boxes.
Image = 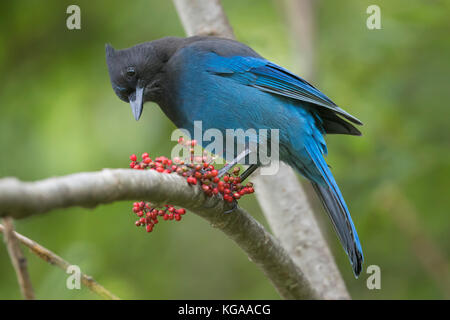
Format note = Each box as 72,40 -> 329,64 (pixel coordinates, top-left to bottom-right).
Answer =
173,0 -> 234,38
0,169 -> 318,299
0,223 -> 120,300
172,0 -> 350,299
2,217 -> 35,299
281,0 -> 316,81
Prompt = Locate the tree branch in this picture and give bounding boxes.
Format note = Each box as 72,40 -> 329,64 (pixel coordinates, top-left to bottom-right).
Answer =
0,169 -> 319,299
2,217 -> 35,299
281,0 -> 316,81
172,0 -> 350,299
173,0 -> 234,38
0,223 -> 120,300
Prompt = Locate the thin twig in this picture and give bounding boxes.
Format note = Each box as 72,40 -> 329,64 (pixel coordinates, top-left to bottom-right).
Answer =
0,169 -> 319,299
2,217 -> 35,299
0,223 -> 120,300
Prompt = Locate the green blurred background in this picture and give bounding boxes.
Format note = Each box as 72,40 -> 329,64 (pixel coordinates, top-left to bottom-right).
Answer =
0,0 -> 448,299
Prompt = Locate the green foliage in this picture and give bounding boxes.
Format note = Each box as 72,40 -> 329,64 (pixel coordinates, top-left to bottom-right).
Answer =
0,0 -> 448,299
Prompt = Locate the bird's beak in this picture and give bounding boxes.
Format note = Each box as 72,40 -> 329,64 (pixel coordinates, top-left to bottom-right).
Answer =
129,86 -> 144,121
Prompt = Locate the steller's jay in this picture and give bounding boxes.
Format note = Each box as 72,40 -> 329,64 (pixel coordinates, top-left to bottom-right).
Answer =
106,36 -> 364,276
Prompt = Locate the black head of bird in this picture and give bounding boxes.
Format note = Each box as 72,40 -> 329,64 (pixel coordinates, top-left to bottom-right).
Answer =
105,40 -> 174,121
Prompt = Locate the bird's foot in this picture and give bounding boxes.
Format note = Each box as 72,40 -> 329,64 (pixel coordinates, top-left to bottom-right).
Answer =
238,164 -> 258,182
224,199 -> 238,214
217,148 -> 252,178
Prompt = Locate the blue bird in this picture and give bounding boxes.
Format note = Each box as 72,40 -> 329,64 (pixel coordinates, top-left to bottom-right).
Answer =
106,36 -> 364,276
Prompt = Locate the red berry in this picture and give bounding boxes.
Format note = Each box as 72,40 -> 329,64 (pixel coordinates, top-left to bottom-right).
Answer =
174,214 -> 181,221
156,166 -> 165,173
187,177 -> 197,185
130,154 -> 137,162
142,152 -> 149,159
146,224 -> 153,232
163,213 -> 169,221
223,194 -> 231,202
176,208 -> 186,215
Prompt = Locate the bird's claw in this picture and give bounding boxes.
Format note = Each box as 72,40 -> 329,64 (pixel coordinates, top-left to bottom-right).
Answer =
202,193 -> 238,214
223,200 -> 238,214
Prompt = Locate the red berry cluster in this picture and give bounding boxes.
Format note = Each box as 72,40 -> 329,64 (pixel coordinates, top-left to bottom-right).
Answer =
133,201 -> 186,233
128,138 -> 255,234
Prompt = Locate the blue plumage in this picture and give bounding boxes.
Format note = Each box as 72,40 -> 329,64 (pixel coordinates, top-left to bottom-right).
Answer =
106,36 -> 364,276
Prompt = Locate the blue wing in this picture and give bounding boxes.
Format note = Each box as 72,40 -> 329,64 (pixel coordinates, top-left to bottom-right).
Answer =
205,53 -> 364,276
205,54 -> 363,127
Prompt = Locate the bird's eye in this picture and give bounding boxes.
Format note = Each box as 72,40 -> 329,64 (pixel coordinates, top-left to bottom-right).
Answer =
126,67 -> 136,77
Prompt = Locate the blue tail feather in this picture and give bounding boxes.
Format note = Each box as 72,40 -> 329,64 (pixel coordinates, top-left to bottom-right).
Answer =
299,139 -> 364,277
